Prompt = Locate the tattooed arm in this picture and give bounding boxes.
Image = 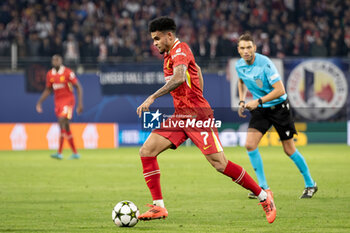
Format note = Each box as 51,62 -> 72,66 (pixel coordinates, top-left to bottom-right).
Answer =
137,64 -> 187,117
195,63 -> 203,91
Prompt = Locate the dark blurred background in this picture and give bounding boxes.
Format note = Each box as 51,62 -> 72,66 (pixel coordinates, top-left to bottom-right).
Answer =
1,0 -> 350,69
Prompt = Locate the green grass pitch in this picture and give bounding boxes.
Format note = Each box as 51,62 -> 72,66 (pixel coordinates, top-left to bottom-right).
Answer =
0,145 -> 350,232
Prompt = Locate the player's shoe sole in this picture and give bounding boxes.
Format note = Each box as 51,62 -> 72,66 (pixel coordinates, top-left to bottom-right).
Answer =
138,215 -> 167,221
300,182 -> 318,199
51,153 -> 63,160
69,154 -> 80,159
138,204 -> 168,221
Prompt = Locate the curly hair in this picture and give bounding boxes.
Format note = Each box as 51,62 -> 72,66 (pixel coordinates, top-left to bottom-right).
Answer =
148,16 -> 176,33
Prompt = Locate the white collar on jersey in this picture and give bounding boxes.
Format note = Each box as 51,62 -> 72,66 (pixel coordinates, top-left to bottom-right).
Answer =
51,66 -> 65,75
167,38 -> 180,54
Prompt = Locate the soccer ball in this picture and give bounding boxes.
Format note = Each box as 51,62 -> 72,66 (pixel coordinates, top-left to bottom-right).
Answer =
112,200 -> 140,227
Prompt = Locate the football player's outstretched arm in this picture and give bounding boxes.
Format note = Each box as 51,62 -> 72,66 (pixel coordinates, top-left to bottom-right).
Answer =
137,64 -> 187,117
195,63 -> 203,91
36,87 -> 52,113
74,80 -> 84,114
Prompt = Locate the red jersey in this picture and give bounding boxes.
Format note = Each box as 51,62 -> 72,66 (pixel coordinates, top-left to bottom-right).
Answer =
163,39 -> 213,119
46,66 -> 78,105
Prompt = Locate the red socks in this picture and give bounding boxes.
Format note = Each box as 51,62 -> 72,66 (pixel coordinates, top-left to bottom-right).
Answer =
66,130 -> 77,154
223,160 -> 262,196
58,129 -> 77,154
58,129 -> 66,154
141,156 -> 162,200
140,157 -> 261,200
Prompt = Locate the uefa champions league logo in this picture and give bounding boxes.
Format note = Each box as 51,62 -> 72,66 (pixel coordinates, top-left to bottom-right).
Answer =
143,109 -> 162,129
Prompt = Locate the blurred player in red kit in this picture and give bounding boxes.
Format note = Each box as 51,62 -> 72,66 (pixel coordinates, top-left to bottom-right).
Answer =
36,55 -> 83,160
136,17 -> 276,224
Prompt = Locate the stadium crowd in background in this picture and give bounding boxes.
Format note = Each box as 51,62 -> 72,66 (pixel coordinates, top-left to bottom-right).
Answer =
1,0 -> 350,63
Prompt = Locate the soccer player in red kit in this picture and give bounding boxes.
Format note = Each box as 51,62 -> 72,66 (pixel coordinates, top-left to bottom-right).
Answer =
136,17 -> 276,223
36,55 -> 83,160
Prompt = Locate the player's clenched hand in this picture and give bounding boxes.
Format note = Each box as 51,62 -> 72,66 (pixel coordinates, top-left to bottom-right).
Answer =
238,103 -> 246,118
36,103 -> 43,113
76,104 -> 83,115
245,99 -> 259,111
137,96 -> 155,118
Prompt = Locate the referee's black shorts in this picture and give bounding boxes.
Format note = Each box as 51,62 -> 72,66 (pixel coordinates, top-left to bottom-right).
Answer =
248,99 -> 297,140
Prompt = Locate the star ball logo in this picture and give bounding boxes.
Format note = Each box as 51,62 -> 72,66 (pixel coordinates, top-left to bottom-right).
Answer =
143,109 -> 163,129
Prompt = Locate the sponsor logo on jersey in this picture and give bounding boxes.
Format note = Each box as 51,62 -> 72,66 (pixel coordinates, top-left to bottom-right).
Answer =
287,60 -> 348,120
52,83 -> 65,90
172,47 -> 186,59
60,76 -> 65,82
171,52 -> 187,59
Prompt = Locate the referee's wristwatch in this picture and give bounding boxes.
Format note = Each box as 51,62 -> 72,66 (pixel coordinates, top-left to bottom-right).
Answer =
258,98 -> 263,107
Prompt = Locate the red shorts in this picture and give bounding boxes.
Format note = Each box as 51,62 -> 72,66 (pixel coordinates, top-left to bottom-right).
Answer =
55,103 -> 74,120
153,117 -> 223,155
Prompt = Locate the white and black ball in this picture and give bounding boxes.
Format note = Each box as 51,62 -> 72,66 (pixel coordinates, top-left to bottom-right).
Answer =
112,200 -> 139,227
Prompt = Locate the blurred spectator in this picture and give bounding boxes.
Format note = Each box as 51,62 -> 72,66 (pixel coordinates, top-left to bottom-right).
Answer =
97,37 -> 108,62
63,33 -> 79,64
118,39 -> 134,57
311,37 -> 327,57
193,34 -> 210,58
16,34 -> 27,58
51,36 -> 64,56
40,37 -> 52,56
27,32 -> 41,57
270,34 -> 285,58
0,22 -> 10,56
80,34 -> 97,62
329,40 -> 343,57
208,33 -> 218,59
0,4 -> 12,25
258,33 -> 271,56
35,15 -> 52,39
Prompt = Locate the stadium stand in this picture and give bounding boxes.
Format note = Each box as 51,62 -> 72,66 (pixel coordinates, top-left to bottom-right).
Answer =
0,0 -> 349,65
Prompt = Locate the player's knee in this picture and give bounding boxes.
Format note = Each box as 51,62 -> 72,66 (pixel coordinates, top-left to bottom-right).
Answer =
283,147 -> 295,156
245,142 -> 257,151
215,164 -> 226,173
210,160 -> 226,173
139,145 -> 157,157
139,146 -> 148,157
215,165 -> 225,173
